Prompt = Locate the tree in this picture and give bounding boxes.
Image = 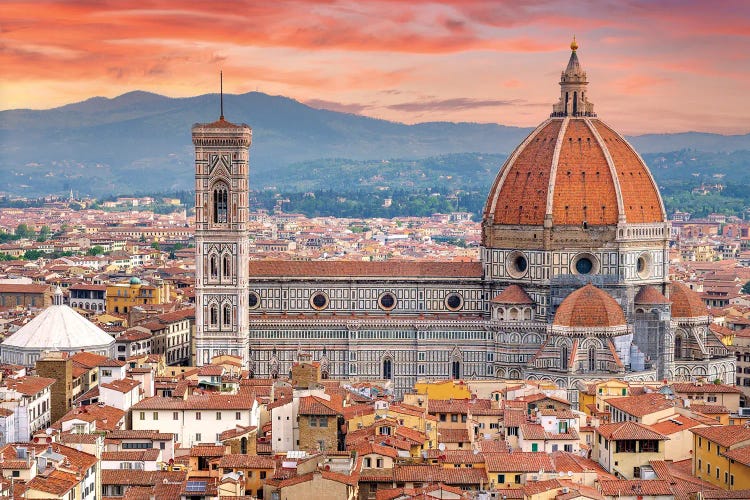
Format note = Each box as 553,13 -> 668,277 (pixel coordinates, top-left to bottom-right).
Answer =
87,246 -> 104,256
742,280 -> 750,295
151,241 -> 160,250
15,223 -> 34,239
37,225 -> 51,242
23,249 -> 43,260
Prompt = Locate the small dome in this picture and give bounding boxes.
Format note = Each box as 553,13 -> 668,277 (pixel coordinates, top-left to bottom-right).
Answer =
669,281 -> 708,318
554,284 -> 625,328
491,285 -> 534,304
634,285 -> 670,304
129,277 -> 142,285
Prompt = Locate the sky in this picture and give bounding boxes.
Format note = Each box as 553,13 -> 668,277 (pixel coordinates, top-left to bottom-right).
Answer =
2,0 -> 749,134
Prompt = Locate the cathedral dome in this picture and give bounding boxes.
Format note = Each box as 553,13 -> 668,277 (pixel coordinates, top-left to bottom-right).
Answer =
669,281 -> 708,318
483,41 -> 665,232
553,284 -> 625,328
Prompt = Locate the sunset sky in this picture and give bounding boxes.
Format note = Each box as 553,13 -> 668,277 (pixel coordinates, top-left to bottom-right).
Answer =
2,0 -> 749,134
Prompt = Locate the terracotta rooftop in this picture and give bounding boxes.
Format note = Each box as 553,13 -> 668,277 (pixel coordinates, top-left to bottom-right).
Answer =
606,393 -> 674,417
553,284 -> 625,328
634,285 -> 670,304
484,117 -> 664,227
484,452 -> 554,472
599,480 -> 673,496
596,421 -> 669,441
672,382 -> 741,394
669,281 -> 709,318
691,425 -> 750,448
491,284 -> 534,304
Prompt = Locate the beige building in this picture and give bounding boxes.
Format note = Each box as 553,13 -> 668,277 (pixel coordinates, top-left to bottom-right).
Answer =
594,421 -> 668,479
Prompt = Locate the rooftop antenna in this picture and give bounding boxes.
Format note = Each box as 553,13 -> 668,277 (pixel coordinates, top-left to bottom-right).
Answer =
220,71 -> 224,120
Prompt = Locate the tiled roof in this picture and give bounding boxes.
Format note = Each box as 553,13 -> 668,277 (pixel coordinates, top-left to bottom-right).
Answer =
102,449 -> 161,461
691,425 -> 750,447
131,394 -> 255,410
101,469 -> 187,486
553,284 -> 625,328
248,260 -> 482,278
673,382 -> 741,394
599,480 -> 673,496
217,454 -> 276,469
25,469 -> 78,496
298,395 -> 341,416
650,415 -> 704,435
689,404 -> 731,414
2,376 -> 55,395
438,428 -> 469,443
100,378 -> 140,393
106,429 -> 174,441
722,445 -> 750,467
606,393 -> 674,417
393,465 -> 487,485
484,118 -> 664,227
669,281 -> 708,318
56,404 -> 125,431
634,285 -> 670,304
596,421 -> 669,441
484,452 -> 554,472
491,285 -> 534,304
189,444 -> 226,457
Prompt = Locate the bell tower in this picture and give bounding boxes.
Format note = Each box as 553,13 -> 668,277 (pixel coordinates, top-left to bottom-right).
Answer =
192,81 -> 252,368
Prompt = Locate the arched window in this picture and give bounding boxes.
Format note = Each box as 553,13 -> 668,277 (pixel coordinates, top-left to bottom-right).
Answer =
675,336 -> 683,359
223,304 -> 231,326
210,254 -> 218,279
573,91 -> 578,115
561,346 -> 569,370
222,254 -> 231,280
209,305 -> 218,326
383,359 -> 392,380
452,360 -> 460,380
213,185 -> 228,223
588,345 -> 596,371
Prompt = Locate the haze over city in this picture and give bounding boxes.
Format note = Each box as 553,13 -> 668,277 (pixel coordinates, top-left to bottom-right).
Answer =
2,0 -> 750,134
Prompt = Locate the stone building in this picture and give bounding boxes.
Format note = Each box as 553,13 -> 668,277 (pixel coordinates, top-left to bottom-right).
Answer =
191,39 -> 735,402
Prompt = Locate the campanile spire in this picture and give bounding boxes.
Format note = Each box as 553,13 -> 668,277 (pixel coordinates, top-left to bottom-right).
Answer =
551,37 -> 596,117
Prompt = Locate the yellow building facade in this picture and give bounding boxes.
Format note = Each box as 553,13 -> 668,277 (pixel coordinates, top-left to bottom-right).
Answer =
106,278 -> 163,314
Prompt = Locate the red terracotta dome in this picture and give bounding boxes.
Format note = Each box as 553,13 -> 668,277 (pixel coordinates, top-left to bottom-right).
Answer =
553,284 -> 625,328
484,42 -> 665,228
669,281 -> 708,318
634,285 -> 670,304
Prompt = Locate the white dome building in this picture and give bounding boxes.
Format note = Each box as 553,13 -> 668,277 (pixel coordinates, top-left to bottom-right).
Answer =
1,288 -> 115,368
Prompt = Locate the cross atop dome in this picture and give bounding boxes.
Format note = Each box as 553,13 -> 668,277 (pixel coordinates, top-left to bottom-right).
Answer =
551,37 -> 596,117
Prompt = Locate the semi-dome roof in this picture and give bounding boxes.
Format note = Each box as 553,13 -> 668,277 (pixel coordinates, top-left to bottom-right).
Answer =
2,304 -> 114,350
553,284 -> 626,328
669,281 -> 708,318
484,41 -> 665,228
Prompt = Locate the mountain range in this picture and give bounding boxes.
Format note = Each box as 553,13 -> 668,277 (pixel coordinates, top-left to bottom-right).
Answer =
1,91 -> 749,197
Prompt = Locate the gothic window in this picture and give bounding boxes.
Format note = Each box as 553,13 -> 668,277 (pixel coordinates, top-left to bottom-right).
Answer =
561,346 -> 569,370
222,254 -> 231,280
383,359 -> 392,380
223,304 -> 231,327
452,361 -> 460,380
588,345 -> 596,371
213,184 -> 228,223
209,305 -> 218,327
209,254 -> 218,279
675,335 -> 683,360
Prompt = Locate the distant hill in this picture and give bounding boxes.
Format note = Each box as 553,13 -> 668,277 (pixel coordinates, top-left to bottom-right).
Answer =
0,91 -> 749,196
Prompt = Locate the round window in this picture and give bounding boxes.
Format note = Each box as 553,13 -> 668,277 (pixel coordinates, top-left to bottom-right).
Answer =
378,292 -> 397,311
636,253 -> 651,279
445,293 -> 463,311
575,257 -> 593,274
248,291 -> 260,309
506,251 -> 529,279
310,292 -> 329,310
